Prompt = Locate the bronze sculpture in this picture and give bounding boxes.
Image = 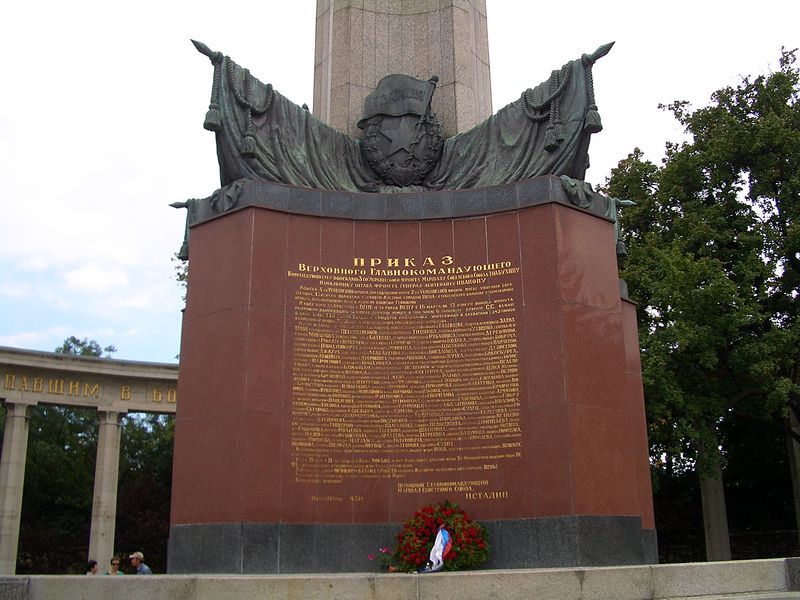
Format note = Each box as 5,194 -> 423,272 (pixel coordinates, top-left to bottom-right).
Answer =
192,39 -> 613,192
174,41 -> 619,259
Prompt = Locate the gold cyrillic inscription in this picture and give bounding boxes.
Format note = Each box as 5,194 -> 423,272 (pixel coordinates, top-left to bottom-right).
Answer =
288,261 -> 523,489
1,371 -> 177,406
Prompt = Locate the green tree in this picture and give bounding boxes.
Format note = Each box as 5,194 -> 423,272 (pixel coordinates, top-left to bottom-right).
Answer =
606,49 -> 800,561
173,252 -> 188,303
54,336 -> 116,357
115,413 -> 174,573
16,406 -> 98,573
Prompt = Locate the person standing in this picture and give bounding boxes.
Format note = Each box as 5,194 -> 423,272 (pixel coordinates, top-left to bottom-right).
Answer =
106,557 -> 123,575
129,551 -> 152,575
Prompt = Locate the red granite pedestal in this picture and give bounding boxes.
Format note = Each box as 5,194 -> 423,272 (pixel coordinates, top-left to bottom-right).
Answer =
169,180 -> 655,573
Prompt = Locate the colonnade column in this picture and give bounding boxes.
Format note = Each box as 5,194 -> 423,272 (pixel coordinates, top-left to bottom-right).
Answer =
88,410 -> 122,566
0,401 -> 32,575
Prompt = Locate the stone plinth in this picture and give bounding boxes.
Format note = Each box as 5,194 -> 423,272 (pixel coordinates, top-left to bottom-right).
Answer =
169,178 -> 654,573
313,0 -> 492,137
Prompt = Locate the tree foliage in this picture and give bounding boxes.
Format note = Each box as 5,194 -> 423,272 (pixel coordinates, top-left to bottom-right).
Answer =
606,49 -> 800,558
17,406 -> 98,573
54,336 -> 117,358
115,413 -> 174,573
172,252 -> 188,303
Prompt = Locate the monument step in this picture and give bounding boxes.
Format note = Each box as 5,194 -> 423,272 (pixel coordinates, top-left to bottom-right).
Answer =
3,558 -> 800,600
661,594 -> 800,600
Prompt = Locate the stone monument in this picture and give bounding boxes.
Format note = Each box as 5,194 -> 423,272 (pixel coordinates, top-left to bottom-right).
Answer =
169,0 -> 655,573
313,0 -> 492,138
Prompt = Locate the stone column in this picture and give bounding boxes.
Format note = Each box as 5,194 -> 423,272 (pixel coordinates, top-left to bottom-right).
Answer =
0,402 -> 32,575
699,439 -> 732,561
88,411 -> 122,566
314,0 -> 492,138
787,411 -> 800,545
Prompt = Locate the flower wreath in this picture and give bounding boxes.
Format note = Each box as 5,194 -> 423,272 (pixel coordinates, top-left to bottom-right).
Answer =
393,500 -> 489,571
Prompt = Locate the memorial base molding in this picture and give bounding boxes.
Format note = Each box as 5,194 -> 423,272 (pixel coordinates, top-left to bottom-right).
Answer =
168,517 -> 656,574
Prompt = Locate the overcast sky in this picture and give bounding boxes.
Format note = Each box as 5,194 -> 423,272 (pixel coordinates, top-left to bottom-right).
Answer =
0,0 -> 797,363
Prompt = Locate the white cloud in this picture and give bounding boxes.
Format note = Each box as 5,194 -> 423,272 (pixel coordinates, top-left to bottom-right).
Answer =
111,292 -> 159,311
63,264 -> 129,292
16,258 -> 51,273
0,282 -> 32,298
0,326 -> 70,349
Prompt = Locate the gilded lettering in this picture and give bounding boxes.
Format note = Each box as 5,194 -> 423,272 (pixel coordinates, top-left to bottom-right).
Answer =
152,388 -> 163,402
68,381 -> 80,396
33,378 -> 43,392
18,377 -> 29,392
3,374 -> 14,390
290,255 -> 520,484
83,383 -> 100,398
167,389 -> 177,403
120,385 -> 131,401
464,490 -> 509,500
48,379 -> 64,395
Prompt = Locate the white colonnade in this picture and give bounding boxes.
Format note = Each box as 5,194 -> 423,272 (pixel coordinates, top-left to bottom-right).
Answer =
0,346 -> 178,574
